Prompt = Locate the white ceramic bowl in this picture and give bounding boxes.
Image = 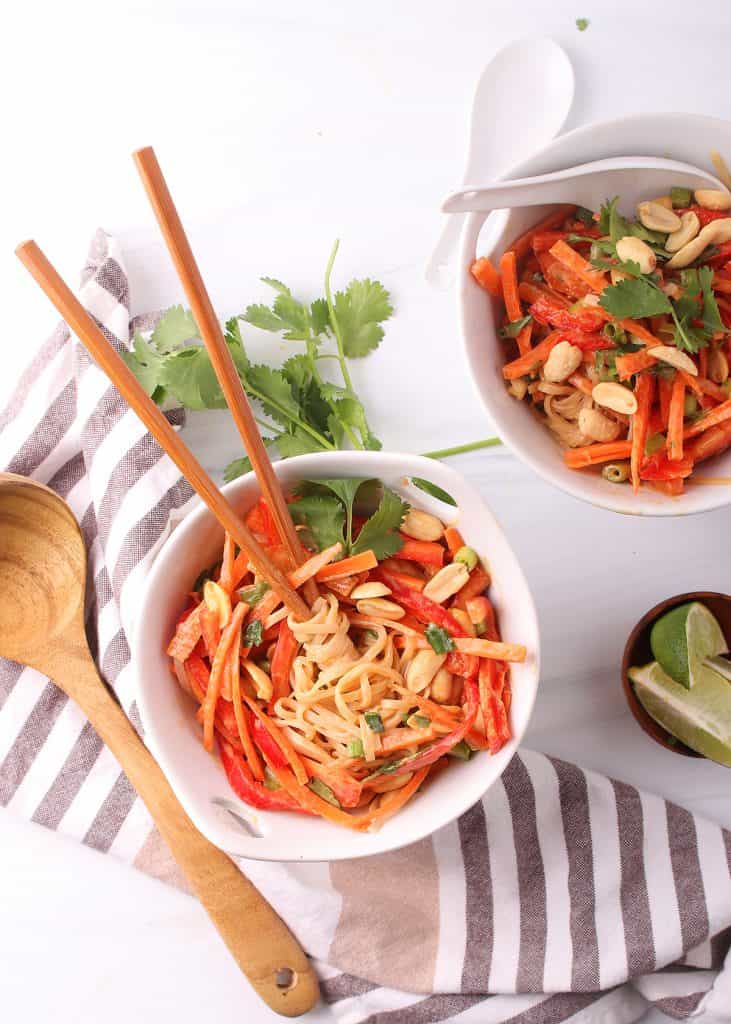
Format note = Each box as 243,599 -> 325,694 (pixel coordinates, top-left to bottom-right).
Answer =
459,112 -> 731,516
133,451 -> 539,861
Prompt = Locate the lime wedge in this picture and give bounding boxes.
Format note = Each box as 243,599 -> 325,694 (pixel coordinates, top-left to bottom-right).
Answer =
629,660 -> 731,766
649,602 -> 727,690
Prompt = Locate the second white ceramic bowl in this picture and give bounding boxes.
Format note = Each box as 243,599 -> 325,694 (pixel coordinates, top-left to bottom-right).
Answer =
132,451 -> 539,861
459,112 -> 731,517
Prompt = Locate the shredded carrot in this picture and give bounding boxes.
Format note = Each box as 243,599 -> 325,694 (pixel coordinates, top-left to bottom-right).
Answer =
454,637 -> 526,663
218,532 -> 236,593
470,256 -> 502,297
549,239 -> 607,293
678,369 -> 703,399
631,373 -> 655,492
315,549 -> 378,581
202,602 -> 246,753
499,250 -> 532,356
713,275 -> 731,294
390,683 -> 461,728
699,347 -> 709,378
364,766 -> 431,827
615,350 -> 658,380
564,441 -> 633,468
667,375 -> 685,462
689,419 -> 731,462
696,376 -> 729,403
262,754 -> 371,830
243,695 -> 309,786
510,205 -> 577,261
270,620 -> 299,703
380,727 -> 438,754
503,331 -> 563,381
397,538 -> 445,567
567,372 -> 594,397
452,568 -> 492,607
287,542 -> 342,588
619,320 -> 664,346
658,376 -> 673,429
443,527 -> 465,555
167,603 -> 203,661
684,397 -> 731,439
229,621 -> 264,781
518,281 -> 570,308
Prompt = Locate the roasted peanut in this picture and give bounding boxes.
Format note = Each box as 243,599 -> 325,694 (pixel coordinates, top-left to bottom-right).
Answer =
637,201 -> 681,234
578,406 -> 622,442
450,608 -> 476,637
422,562 -> 470,604
667,218 -> 731,269
430,667 -> 454,704
650,195 -> 674,210
509,378 -> 529,400
615,236 -> 656,274
708,347 -> 730,384
242,659 -> 273,701
665,211 -> 700,253
405,649 -> 447,692
543,341 -> 583,383
694,189 -> 731,211
350,581 -> 392,600
203,579 -> 232,628
591,381 -> 639,415
401,508 -> 444,542
356,598 -> 405,620
647,345 -> 698,375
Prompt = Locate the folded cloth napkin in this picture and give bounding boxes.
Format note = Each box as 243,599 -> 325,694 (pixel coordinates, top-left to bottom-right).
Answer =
2,231 -> 731,1024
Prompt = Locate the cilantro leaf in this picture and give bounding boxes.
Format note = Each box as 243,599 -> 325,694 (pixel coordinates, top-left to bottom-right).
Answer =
246,364 -> 300,426
276,428 -> 327,458
150,305 -> 199,353
699,266 -> 725,334
352,487 -> 408,559
499,314 -> 533,339
334,279 -> 393,357
159,347 -> 223,410
122,331 -> 166,397
244,620 -> 264,647
260,278 -> 290,294
223,436 -> 279,483
288,495 -> 345,551
576,17 -> 589,31
310,298 -> 330,336
598,197 -> 630,242
425,624 -> 456,654
600,277 -> 672,320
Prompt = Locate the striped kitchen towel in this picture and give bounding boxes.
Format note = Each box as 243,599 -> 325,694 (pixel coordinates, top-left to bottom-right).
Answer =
2,231 -> 731,1024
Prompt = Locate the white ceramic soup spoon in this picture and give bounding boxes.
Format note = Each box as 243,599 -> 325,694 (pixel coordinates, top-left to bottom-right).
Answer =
442,155 -> 723,216
424,37 -> 574,287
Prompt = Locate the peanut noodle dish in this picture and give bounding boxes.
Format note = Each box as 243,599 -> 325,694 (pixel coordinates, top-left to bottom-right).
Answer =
166,478 -> 526,831
471,176 -> 731,495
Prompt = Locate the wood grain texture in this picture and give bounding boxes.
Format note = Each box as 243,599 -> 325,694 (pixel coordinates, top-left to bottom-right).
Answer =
132,146 -> 318,606
13,241 -> 309,621
0,473 -> 319,1017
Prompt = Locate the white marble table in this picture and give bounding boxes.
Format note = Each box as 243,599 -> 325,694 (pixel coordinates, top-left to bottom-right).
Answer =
2,0 -> 730,1021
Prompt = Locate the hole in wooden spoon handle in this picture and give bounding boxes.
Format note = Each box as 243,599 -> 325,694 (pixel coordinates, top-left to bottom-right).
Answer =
276,967 -> 298,990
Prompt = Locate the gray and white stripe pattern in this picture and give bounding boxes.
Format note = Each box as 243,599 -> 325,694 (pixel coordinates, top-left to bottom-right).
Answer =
2,234 -> 731,1024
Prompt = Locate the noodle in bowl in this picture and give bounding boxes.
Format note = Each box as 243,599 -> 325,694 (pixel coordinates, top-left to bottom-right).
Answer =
133,451 -> 539,861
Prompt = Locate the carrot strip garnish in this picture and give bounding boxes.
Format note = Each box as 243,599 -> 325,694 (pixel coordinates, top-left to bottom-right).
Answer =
243,695 -> 309,786
202,602 -> 246,752
667,375 -> 685,462
452,568 -> 491,608
548,239 -> 607,293
363,766 -> 431,827
443,527 -> 465,556
678,369 -> 703,399
167,603 -> 203,660
261,754 -> 370,830
696,376 -> 729,403
619,320 -> 664,346
390,683 -> 462,728
658,375 -> 673,428
683,397 -> 731,438
380,727 -> 438,754
518,281 -> 571,308
567,372 -> 595,397
397,538 -> 445,567
615,350 -> 658,380
688,419 -> 731,462
470,256 -> 502,297
218,531 -> 236,593
315,549 -> 378,581
453,637 -> 526,662
229,620 -> 264,781
270,620 -> 298,703
499,250 -> 532,356
631,373 -> 656,492
564,441 -> 633,468
287,542 -> 342,588
503,331 -> 563,380
510,205 -> 577,261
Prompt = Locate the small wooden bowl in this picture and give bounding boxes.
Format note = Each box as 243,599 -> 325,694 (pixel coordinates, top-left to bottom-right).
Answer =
621,591 -> 731,759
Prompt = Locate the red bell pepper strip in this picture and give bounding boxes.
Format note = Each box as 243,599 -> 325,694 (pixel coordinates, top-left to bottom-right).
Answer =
183,651 -> 210,703
252,716 -> 289,769
305,760 -> 363,808
167,603 -> 203,661
384,678 -> 480,777
219,739 -> 307,812
640,452 -> 694,480
677,206 -> 731,229
397,537 -> 445,567
270,620 -> 299,703
199,605 -> 221,660
528,294 -> 609,333
478,659 -> 511,754
556,330 -> 615,352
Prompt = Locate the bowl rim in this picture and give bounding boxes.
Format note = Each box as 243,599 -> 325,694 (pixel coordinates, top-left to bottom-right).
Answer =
132,450 -> 541,861
457,110 -> 731,518
620,590 -> 731,760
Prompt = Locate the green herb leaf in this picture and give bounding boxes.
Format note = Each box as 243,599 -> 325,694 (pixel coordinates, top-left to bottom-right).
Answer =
411,714 -> 431,729
288,495 -> 346,552
576,16 -> 589,31
425,624 -> 456,654
238,582 -> 270,607
150,305 -> 199,353
600,277 -> 672,320
334,279 -> 393,357
409,478 -> 457,506
122,332 -> 166,397
364,711 -> 385,733
499,314 -> 533,339
352,487 -> 408,559
244,620 -> 264,647
347,739 -> 364,758
307,778 -> 341,807
263,768 -> 282,790
448,740 -> 473,761
575,206 -> 595,226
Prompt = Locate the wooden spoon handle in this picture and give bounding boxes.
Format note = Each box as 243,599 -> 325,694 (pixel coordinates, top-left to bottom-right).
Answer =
48,644 -> 319,1017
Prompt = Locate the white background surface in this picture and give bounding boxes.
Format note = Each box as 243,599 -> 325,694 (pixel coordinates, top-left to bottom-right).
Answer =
2,1 -> 731,1021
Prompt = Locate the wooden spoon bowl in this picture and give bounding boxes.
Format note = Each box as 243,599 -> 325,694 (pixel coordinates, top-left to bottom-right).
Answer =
0,472 -> 319,1017
621,590 -> 731,759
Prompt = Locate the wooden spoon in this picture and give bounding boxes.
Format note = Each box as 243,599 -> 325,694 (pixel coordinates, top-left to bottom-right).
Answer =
0,472 -> 320,1017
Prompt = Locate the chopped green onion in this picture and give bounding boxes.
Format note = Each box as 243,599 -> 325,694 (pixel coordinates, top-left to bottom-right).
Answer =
409,714 -> 431,730
602,322 -> 627,343
364,711 -> 385,733
575,206 -> 595,226
575,16 -> 589,31
308,778 -> 341,807
410,478 -> 457,507
263,768 -> 281,791
244,620 -> 264,647
424,623 -> 456,654
448,741 -> 473,761
499,314 -> 533,339
684,394 -> 699,418
671,187 -> 693,209
531,271 -> 544,284
347,739 -> 364,758
602,462 -> 630,484
238,581 -> 270,606
454,545 -> 478,572
644,433 -> 666,456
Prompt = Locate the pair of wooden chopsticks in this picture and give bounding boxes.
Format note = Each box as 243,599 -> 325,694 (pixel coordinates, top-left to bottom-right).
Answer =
16,147 -> 311,619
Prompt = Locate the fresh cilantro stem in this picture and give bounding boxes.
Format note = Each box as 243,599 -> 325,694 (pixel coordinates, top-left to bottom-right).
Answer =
245,378 -> 335,450
421,437 -> 502,459
324,239 -> 354,393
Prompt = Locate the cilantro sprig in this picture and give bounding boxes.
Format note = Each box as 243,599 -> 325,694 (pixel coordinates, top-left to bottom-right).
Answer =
292,477 -> 408,559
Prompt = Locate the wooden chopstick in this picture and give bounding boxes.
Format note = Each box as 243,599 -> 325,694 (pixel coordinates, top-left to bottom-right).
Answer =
131,147 -> 314,595
15,240 -> 310,621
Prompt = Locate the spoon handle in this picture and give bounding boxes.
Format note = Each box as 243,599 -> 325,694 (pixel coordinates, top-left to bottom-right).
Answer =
47,642 -> 319,1017
424,214 -> 465,287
